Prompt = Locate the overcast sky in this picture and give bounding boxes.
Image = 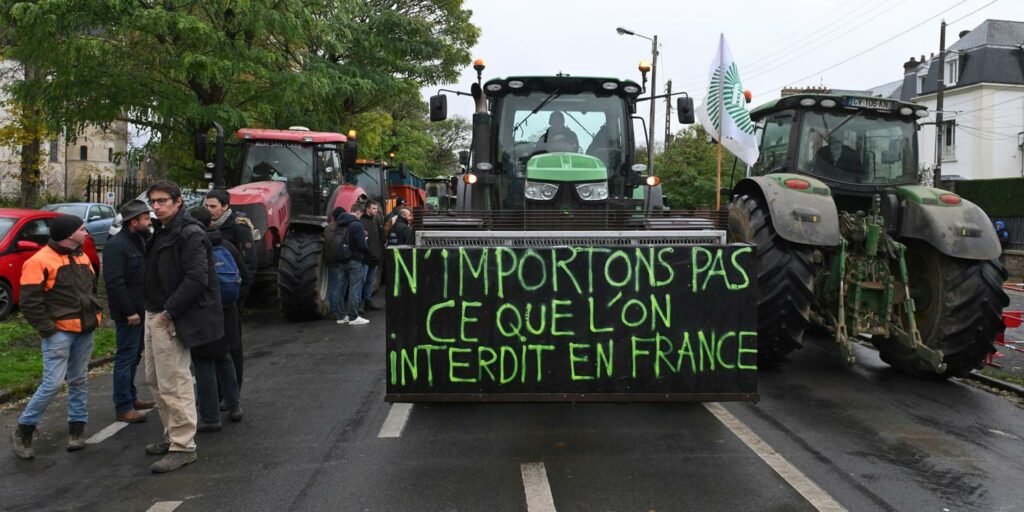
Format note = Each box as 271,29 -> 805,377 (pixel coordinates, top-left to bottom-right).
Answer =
422,0 -> 1024,145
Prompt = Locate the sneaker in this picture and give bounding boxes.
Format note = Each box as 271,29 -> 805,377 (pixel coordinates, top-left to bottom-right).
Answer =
145,441 -> 171,455
197,422 -> 222,433
336,318 -> 348,324
10,424 -> 35,460
150,451 -> 197,473
348,316 -> 370,326
67,422 -> 86,452
228,405 -> 244,423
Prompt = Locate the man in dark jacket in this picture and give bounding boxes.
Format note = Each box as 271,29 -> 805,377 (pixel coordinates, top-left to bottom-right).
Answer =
205,189 -> 257,274
337,203 -> 370,325
143,180 -> 224,474
388,207 -> 414,246
188,206 -> 248,431
103,200 -> 156,424
359,200 -> 385,311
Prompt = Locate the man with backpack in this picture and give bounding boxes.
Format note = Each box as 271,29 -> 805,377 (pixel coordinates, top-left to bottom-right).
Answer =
329,203 -> 370,325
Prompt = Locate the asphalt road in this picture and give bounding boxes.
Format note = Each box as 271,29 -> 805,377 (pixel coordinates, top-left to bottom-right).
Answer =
2,297 -> 1023,512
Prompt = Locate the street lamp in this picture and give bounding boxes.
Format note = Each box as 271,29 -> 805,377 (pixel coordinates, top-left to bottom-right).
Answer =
616,26 -> 658,175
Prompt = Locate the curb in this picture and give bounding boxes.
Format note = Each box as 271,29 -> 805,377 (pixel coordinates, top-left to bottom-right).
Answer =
0,355 -> 116,406
968,371 -> 1024,396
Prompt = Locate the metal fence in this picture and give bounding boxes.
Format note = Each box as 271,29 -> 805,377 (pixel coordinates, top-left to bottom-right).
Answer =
84,175 -> 146,209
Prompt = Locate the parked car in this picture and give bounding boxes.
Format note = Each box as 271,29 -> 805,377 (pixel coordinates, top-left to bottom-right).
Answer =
0,209 -> 100,321
42,202 -> 116,249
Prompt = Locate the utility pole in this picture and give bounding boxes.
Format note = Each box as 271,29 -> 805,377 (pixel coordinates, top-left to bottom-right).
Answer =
648,35 -> 658,173
934,20 -> 946,187
664,80 -> 673,150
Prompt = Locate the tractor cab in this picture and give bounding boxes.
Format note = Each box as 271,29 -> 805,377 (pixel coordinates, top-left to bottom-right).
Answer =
751,94 -> 926,203
345,159 -> 389,204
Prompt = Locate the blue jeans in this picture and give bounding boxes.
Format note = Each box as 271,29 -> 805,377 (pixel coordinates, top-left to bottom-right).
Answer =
343,260 -> 365,320
113,321 -> 144,413
328,263 -> 344,320
19,330 -> 95,426
362,262 -> 378,304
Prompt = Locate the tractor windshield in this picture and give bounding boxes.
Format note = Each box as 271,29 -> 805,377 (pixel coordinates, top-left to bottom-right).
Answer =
497,91 -> 628,183
796,111 -> 917,185
240,142 -> 315,184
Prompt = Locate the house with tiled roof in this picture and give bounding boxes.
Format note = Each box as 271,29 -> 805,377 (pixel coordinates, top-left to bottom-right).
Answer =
891,19 -> 1024,181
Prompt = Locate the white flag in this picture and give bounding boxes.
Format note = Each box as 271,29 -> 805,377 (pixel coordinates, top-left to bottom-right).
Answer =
696,34 -> 760,167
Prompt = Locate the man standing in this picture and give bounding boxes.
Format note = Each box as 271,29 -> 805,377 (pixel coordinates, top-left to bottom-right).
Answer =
387,207 -> 414,246
144,181 -> 224,473
103,200 -> 156,424
11,215 -> 101,459
337,204 -> 370,325
359,200 -> 385,312
205,189 -> 254,390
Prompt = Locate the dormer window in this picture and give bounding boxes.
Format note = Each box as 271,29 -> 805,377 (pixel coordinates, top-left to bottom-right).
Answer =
918,75 -> 927,94
945,56 -> 959,86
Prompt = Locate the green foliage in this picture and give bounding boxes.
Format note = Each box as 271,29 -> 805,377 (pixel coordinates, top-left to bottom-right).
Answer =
655,124 -> 739,209
0,0 -> 479,182
0,314 -> 116,397
950,178 -> 1024,217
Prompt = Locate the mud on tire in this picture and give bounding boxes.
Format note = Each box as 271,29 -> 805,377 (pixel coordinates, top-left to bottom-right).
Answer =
878,242 -> 1008,377
277,230 -> 330,322
728,194 -> 816,365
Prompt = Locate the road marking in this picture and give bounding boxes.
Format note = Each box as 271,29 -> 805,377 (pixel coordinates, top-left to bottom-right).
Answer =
145,501 -> 182,512
85,409 -> 153,445
704,402 -> 846,512
377,403 -> 413,438
520,462 -> 557,512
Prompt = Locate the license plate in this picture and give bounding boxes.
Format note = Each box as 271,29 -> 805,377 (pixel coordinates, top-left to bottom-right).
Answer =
846,97 -> 895,110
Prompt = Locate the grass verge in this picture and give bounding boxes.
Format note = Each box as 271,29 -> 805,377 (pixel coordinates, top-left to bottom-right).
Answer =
0,313 -> 116,400
979,367 -> 1024,388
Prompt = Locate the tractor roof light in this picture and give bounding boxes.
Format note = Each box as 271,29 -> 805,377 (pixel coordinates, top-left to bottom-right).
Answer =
645,175 -> 661,186
799,98 -> 817,107
916,109 -> 929,118
638,60 -> 651,73
507,80 -> 525,89
485,83 -> 503,92
820,99 -> 837,108
939,193 -> 961,205
302,136 -> 313,143
623,85 -> 640,94
602,81 -> 619,90
347,129 -> 357,139
463,173 -> 478,185
473,59 -> 486,72
899,107 -> 914,116
289,126 -> 310,131
784,178 -> 811,190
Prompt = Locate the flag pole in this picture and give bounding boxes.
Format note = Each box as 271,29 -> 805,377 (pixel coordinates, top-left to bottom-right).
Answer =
715,35 -> 725,210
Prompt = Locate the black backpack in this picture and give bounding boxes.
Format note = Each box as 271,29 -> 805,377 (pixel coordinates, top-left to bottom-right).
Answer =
330,223 -> 353,263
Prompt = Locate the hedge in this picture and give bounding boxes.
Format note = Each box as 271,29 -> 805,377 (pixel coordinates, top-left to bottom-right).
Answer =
947,178 -> 1024,217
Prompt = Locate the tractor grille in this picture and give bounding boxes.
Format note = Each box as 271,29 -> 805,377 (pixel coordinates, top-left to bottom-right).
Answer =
415,230 -> 726,248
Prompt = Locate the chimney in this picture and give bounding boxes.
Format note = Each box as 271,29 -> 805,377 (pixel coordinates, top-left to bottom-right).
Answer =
903,56 -> 919,73
959,29 -> 971,39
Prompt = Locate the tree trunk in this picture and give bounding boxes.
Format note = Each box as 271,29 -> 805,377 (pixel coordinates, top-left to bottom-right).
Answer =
19,136 -> 41,207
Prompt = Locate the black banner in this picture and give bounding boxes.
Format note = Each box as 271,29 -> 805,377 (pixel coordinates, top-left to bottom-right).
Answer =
385,245 -> 758,402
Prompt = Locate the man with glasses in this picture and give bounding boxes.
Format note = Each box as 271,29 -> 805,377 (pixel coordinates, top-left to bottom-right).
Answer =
143,181 -> 224,473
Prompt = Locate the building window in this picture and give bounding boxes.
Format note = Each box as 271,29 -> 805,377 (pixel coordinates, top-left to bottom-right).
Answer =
918,75 -> 926,94
941,120 -> 956,161
49,139 -> 59,163
79,145 -> 88,161
945,59 -> 959,86
108,147 -> 113,162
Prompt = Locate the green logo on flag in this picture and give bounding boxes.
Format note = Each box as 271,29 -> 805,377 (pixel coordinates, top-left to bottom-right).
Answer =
707,63 -> 755,136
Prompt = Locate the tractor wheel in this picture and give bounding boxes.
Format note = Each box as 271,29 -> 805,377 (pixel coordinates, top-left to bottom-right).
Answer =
878,242 -> 1008,377
277,230 -> 330,322
728,194 -> 816,365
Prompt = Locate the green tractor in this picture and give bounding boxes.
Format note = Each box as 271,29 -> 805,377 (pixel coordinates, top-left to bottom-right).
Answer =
729,93 -> 1008,376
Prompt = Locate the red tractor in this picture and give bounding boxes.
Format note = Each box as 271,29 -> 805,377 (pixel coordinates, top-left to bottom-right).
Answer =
196,124 -> 363,321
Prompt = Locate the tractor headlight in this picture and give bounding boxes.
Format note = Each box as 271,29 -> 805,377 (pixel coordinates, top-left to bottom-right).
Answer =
525,181 -> 559,200
575,182 -> 609,201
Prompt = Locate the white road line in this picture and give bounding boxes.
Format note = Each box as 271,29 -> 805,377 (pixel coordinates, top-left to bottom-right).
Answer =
520,462 -> 557,512
145,501 -> 182,512
85,409 -> 153,445
377,403 -> 413,438
704,402 -> 847,512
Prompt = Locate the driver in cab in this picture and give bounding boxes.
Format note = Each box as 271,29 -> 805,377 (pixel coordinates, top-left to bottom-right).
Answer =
813,129 -> 863,177
539,111 -> 579,153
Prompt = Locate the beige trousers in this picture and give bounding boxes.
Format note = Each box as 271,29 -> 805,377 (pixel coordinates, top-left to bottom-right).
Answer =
144,311 -> 197,452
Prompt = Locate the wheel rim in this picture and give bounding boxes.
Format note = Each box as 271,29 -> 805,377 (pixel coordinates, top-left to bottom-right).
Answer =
0,286 -> 9,312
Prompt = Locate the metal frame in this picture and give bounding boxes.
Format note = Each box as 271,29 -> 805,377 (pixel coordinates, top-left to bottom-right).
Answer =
415,229 -> 728,247
386,392 -> 759,403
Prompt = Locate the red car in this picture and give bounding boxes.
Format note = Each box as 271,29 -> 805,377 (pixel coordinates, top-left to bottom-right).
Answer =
0,208 -> 100,321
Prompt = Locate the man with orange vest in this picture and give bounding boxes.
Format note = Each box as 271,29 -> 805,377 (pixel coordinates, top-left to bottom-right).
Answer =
10,214 -> 102,460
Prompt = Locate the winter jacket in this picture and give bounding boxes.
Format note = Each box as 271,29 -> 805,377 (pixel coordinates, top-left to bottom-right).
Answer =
337,213 -> 369,262
103,229 -> 146,323
144,210 -> 224,348
20,242 -> 102,337
192,229 -> 249,358
388,217 -> 413,246
218,210 -> 258,273
360,214 -> 385,263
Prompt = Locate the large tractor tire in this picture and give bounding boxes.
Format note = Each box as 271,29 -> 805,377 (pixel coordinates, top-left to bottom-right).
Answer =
277,230 -> 330,321
878,242 -> 1008,377
729,194 -> 816,365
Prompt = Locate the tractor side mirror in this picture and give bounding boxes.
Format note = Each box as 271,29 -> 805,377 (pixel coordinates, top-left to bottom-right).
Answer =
194,133 -> 208,161
430,94 -> 448,122
343,140 -> 358,170
677,97 -> 695,125
458,150 -> 470,168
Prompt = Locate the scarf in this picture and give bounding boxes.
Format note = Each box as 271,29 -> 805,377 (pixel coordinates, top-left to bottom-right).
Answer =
211,208 -> 232,229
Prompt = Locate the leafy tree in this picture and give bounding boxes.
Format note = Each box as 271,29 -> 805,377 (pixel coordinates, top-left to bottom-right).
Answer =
422,115 -> 470,177
655,124 -> 743,210
0,0 -> 479,182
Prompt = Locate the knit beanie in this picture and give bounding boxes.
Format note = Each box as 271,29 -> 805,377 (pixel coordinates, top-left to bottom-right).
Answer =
50,214 -> 84,242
